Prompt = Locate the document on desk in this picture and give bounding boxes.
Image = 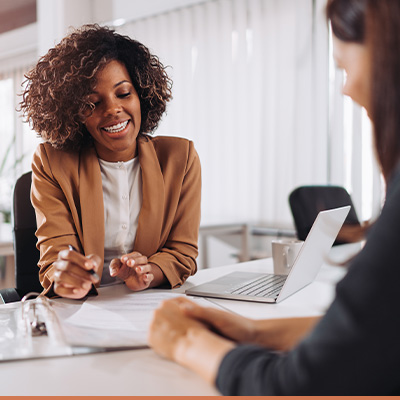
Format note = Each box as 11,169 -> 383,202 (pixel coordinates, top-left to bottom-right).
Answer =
0,288 -> 217,362
51,289 -> 214,349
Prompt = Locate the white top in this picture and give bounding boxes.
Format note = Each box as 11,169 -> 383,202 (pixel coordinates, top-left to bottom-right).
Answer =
98,157 -> 142,286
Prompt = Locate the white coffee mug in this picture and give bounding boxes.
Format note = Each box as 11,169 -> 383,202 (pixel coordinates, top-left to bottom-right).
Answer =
271,239 -> 304,275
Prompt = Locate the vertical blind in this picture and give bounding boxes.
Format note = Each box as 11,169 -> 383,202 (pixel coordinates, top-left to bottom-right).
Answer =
119,0 -> 382,226
119,0 -> 332,227
0,0 -> 382,227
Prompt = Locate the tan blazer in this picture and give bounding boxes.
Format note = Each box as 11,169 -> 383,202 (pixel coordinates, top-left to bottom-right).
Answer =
31,134 -> 201,296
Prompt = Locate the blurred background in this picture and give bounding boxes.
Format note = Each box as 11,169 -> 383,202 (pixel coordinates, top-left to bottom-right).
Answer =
0,0 -> 383,288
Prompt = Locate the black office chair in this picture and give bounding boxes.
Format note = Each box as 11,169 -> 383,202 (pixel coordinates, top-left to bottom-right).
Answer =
289,185 -> 361,245
0,171 -> 42,303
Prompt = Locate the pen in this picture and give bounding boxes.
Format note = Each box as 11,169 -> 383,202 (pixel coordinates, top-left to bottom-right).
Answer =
68,245 -> 100,281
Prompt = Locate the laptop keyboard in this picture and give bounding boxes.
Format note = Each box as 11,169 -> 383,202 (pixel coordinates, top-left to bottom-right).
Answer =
228,274 -> 286,298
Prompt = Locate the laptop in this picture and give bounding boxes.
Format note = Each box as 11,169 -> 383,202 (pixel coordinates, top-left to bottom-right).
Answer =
186,206 -> 350,303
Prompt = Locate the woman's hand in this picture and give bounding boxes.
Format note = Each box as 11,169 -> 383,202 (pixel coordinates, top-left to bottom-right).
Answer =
169,297 -> 319,351
177,297 -> 257,342
109,251 -> 167,291
53,248 -> 101,299
148,297 -> 207,359
148,297 -> 235,384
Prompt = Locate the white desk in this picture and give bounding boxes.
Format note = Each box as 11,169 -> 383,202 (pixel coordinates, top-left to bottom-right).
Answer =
0,244 -> 358,396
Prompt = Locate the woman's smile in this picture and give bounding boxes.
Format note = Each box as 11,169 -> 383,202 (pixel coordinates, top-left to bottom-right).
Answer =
100,119 -> 132,139
102,119 -> 130,134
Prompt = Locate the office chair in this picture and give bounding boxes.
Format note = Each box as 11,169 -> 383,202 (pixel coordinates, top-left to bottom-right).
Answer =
289,185 -> 361,245
0,171 -> 42,303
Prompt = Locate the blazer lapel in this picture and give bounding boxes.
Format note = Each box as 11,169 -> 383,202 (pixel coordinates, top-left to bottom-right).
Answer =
134,136 -> 165,256
79,146 -> 105,269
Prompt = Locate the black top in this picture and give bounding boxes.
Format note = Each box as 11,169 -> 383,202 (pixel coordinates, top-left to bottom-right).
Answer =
216,167 -> 400,396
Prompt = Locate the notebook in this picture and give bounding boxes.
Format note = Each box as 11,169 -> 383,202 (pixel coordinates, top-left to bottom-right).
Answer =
186,206 -> 350,303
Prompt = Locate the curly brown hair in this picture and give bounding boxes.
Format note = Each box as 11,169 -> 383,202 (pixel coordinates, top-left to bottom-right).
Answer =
20,24 -> 172,150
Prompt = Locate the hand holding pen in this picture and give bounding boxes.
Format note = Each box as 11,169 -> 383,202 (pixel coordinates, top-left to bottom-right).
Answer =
52,245 -> 101,299
68,245 -> 100,280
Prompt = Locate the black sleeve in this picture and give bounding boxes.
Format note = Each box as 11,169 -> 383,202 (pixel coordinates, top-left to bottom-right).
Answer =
216,173 -> 400,396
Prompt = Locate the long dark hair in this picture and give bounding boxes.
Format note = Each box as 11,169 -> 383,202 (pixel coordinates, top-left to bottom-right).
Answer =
327,0 -> 400,183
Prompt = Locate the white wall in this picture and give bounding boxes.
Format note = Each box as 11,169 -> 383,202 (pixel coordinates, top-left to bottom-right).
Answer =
0,24 -> 37,71
112,0 -> 212,22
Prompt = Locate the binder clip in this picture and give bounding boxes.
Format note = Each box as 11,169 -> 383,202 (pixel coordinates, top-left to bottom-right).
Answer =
21,292 -> 49,336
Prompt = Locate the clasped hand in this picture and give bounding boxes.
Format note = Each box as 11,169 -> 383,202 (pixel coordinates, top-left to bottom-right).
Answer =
148,297 -> 238,383
148,296 -> 320,376
109,251 -> 157,291
149,297 -> 253,359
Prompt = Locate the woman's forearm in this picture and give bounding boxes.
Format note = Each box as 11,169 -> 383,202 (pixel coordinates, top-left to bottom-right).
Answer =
252,316 -> 320,351
176,298 -> 320,352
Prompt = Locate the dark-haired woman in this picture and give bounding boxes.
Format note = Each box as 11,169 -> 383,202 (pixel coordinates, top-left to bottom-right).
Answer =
148,0 -> 400,395
20,25 -> 201,299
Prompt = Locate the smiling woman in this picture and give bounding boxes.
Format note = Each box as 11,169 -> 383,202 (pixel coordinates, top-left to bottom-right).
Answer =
19,24 -> 201,300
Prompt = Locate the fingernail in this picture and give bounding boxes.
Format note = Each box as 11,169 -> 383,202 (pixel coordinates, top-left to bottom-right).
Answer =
121,256 -> 128,262
85,261 -> 93,268
83,282 -> 91,289
136,266 -> 142,273
128,259 -> 135,267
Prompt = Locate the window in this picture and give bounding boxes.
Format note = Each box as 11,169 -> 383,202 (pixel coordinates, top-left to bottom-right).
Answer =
0,67 -> 39,221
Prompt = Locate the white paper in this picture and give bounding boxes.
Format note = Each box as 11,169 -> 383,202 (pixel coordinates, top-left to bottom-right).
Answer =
52,288 -> 216,348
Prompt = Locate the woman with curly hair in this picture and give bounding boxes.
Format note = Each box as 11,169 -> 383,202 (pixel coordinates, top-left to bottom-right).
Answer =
148,0 -> 400,395
20,24 -> 201,299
